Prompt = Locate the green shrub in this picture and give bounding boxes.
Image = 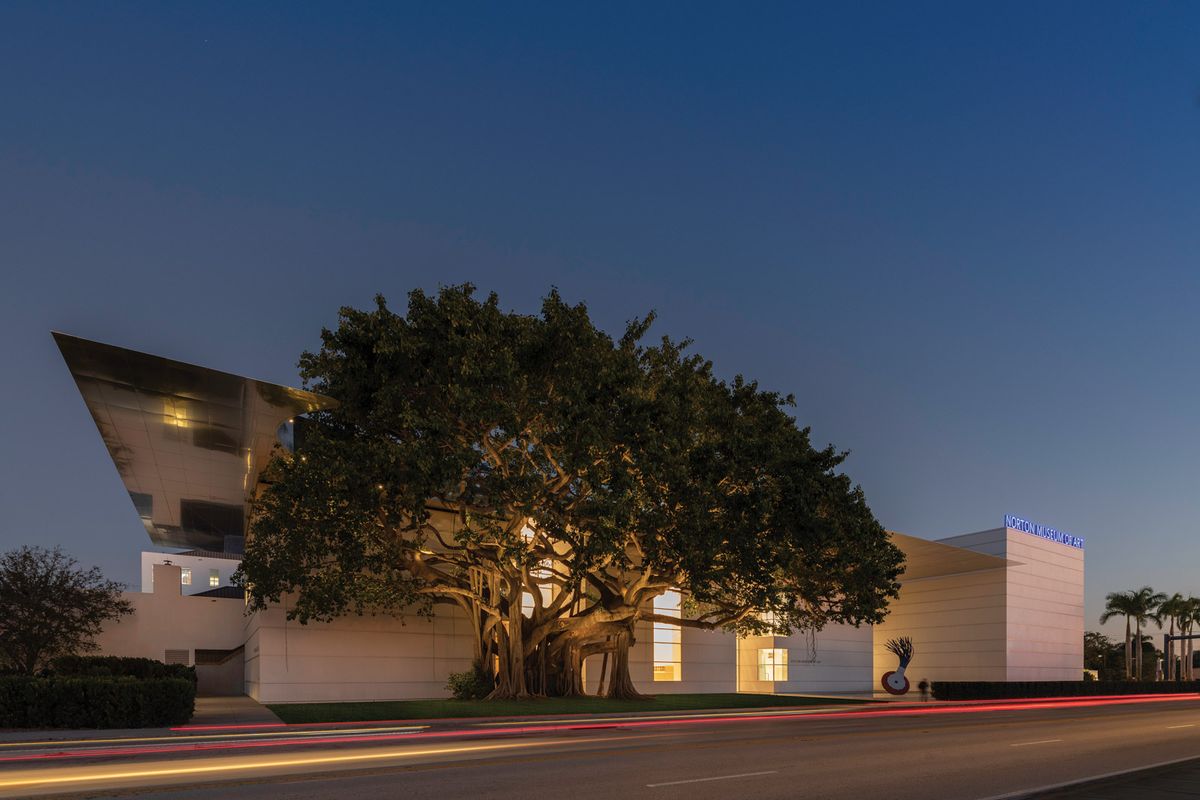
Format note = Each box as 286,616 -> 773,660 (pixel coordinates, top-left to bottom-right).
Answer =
446,662 -> 492,700
0,675 -> 195,728
931,680 -> 1200,701
49,655 -> 196,683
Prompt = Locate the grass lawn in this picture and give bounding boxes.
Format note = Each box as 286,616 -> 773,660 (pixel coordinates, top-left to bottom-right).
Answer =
268,692 -> 872,724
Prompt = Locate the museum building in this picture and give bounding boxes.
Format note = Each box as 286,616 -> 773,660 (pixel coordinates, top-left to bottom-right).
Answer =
56,333 -> 1085,702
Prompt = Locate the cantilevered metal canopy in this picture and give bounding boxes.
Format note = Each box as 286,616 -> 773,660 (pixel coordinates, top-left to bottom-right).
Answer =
55,332 -> 336,552
889,531 -> 1015,581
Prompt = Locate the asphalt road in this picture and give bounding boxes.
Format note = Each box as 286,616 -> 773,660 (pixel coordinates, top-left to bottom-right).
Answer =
4,697 -> 1200,800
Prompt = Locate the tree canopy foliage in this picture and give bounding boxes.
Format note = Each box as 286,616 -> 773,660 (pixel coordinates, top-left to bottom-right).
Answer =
0,546 -> 132,675
237,285 -> 904,698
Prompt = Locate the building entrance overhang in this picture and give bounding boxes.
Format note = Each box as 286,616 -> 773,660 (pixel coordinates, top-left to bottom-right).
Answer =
888,531 -> 1016,581
55,332 -> 337,552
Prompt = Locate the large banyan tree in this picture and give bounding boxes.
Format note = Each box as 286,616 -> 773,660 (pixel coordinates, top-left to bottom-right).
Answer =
236,285 -> 904,699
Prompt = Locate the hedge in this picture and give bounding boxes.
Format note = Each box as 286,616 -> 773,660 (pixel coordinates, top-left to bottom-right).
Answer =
932,680 -> 1200,701
0,675 -> 195,728
50,655 -> 196,683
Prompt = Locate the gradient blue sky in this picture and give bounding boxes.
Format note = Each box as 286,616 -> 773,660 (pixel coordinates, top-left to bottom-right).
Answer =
2,3 -> 1198,639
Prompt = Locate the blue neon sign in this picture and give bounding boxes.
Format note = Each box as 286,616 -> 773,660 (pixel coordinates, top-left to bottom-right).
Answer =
1004,514 -> 1084,549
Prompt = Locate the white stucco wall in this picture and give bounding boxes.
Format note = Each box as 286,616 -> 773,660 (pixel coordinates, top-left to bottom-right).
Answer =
1001,529 -> 1085,680
631,621 -> 738,694
739,624 -> 873,694
580,620 -> 871,697
580,622 -> 738,696
875,527 -> 1010,685
96,564 -> 245,666
873,566 -> 1009,684
104,522 -> 1085,702
874,527 -> 1085,686
245,597 -> 475,703
140,551 -> 241,595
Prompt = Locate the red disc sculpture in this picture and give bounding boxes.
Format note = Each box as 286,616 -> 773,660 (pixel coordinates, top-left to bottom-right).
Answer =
880,636 -> 914,695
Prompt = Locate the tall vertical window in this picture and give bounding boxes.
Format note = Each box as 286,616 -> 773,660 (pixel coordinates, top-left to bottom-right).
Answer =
653,590 -> 682,681
519,525 -> 553,617
180,568 -> 191,586
758,648 -> 788,681
520,559 -> 553,616
209,569 -> 220,588
518,563 -> 549,618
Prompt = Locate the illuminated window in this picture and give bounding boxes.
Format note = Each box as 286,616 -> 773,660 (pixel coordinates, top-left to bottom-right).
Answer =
519,524 -> 554,616
758,648 -> 788,681
653,590 -> 682,681
180,568 -> 191,586
209,569 -> 220,588
521,559 -> 554,616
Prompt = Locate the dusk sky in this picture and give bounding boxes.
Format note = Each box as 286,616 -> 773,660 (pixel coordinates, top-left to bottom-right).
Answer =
2,3 -> 1198,640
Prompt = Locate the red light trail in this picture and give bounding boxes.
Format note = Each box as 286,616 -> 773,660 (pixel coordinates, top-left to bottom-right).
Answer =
2,693 -> 1195,766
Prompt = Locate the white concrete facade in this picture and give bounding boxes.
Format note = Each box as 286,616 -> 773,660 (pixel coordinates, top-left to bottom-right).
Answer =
581,623 -> 740,696
244,597 -> 476,703
140,551 -> 241,595
98,564 -> 245,666
61,338 -> 1087,700
873,526 -> 1085,686
737,624 -> 875,695
97,524 -> 1085,701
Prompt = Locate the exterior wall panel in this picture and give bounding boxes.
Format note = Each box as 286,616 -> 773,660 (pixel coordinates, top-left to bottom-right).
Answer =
248,598 -> 474,703
737,624 -> 873,694
140,551 -> 241,595
628,621 -> 737,694
95,565 -> 245,668
873,566 -> 1009,684
874,526 -> 1084,686
1002,528 -> 1084,681
107,526 -> 1087,702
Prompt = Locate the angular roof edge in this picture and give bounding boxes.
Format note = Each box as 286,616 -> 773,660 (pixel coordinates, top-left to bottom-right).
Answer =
56,332 -> 336,551
888,531 -> 1016,582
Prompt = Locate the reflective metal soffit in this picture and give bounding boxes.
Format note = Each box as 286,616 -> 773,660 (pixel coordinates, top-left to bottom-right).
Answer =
54,332 -> 337,552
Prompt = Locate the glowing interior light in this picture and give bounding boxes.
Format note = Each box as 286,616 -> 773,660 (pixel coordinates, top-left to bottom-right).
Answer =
653,590 -> 682,681
162,399 -> 190,428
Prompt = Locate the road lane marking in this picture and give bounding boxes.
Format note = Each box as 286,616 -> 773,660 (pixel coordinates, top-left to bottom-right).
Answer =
1009,738 -> 1063,747
1168,724 -> 1195,729
647,770 -> 777,787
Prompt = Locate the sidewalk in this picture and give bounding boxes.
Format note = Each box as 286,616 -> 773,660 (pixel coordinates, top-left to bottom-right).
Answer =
1025,756 -> 1200,798
187,696 -> 282,727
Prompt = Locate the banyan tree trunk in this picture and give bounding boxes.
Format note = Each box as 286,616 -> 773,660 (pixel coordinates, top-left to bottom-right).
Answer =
537,642 -> 549,696
555,642 -> 585,697
596,647 -> 610,696
488,606 -> 531,699
604,628 -> 650,701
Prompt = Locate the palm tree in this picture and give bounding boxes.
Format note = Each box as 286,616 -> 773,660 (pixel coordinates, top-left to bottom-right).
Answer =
1185,597 -> 1200,681
1130,587 -> 1166,680
1100,590 -> 1139,679
1159,594 -> 1187,680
